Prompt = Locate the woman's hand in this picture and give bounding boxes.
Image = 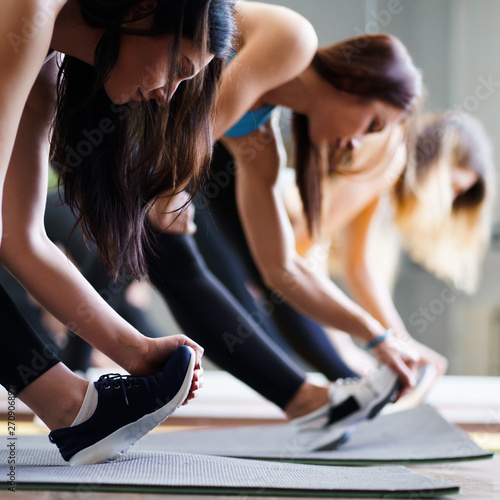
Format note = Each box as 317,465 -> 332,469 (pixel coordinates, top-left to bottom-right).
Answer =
390,331 -> 448,379
125,334 -> 204,404
163,199 -> 197,235
406,338 -> 448,377
371,335 -> 419,398
375,333 -> 447,403
149,191 -> 197,235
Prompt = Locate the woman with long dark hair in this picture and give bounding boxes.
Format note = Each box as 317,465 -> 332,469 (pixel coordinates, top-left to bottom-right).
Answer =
0,0 -> 234,464
142,2 -> 423,452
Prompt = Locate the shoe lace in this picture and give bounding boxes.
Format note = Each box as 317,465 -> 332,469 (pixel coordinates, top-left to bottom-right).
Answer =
328,377 -> 362,398
332,377 -> 361,387
98,373 -> 142,406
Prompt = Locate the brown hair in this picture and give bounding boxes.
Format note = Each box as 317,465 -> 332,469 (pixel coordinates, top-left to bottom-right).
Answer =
292,33 -> 422,236
50,0 -> 235,280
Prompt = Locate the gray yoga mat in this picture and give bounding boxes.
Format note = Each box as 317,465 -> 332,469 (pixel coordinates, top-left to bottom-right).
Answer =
136,404 -> 493,465
0,448 -> 459,497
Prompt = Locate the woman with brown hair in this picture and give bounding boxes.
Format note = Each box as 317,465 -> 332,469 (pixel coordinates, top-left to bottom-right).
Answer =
0,0 -> 235,464
143,2 -> 424,452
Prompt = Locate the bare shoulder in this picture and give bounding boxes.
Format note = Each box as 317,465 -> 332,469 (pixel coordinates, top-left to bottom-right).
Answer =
214,2 -> 317,139
237,1 -> 317,43
2,0 -> 65,31
1,0 -> 65,57
235,1 -> 318,80
0,0 -> 65,166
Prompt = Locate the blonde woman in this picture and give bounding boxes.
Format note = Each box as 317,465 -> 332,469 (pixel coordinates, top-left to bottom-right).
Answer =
394,112 -> 494,293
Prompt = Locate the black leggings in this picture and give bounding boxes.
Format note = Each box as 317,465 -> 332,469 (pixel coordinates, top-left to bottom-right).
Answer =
44,191 -> 161,371
146,232 -> 306,409
194,142 -> 358,381
0,283 -> 60,395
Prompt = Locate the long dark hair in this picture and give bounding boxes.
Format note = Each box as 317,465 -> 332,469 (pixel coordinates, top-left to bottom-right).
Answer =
292,33 -> 422,236
50,0 -> 235,280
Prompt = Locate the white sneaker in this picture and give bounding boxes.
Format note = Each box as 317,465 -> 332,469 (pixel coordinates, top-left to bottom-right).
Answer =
382,364 -> 437,414
291,365 -> 399,452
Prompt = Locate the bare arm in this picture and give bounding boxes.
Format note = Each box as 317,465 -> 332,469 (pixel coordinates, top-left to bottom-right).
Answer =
213,1 -> 318,139
318,126 -> 407,325
225,121 -> 416,387
0,1 -> 65,239
342,200 -> 448,376
323,128 -> 447,377
341,199 -> 408,333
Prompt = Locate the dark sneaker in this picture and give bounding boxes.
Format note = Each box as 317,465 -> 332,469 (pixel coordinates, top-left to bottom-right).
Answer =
292,365 -> 400,451
49,345 -> 195,465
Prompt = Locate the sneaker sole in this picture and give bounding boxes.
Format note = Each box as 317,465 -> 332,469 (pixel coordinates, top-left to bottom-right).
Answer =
315,428 -> 353,452
367,378 -> 400,419
68,347 -> 196,466
382,364 -> 438,414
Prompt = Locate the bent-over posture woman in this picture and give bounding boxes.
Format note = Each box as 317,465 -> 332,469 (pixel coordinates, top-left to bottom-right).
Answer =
144,2 -> 422,451
0,0 -> 234,464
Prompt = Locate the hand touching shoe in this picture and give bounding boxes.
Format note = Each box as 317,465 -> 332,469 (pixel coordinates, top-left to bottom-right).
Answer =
122,334 -> 204,405
50,345 -> 197,465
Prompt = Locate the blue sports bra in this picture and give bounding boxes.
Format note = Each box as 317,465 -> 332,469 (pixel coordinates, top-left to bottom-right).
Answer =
224,104 -> 276,138
223,50 -> 276,138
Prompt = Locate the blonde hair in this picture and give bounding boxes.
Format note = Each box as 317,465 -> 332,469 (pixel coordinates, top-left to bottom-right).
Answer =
393,111 -> 495,293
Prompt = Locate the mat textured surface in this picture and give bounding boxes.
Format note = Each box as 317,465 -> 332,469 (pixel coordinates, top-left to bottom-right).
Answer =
137,405 -> 494,465
0,448 -> 459,497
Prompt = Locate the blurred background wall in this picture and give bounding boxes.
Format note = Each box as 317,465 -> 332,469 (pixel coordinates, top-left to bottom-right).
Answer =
261,0 -> 500,375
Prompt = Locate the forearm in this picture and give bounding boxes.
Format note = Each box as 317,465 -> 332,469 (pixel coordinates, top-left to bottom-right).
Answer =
345,267 -> 409,339
263,257 -> 386,344
234,144 -> 385,345
0,235 -> 146,368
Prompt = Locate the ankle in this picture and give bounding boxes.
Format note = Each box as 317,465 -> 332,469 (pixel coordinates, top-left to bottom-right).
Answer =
284,382 -> 329,419
48,379 -> 91,430
19,374 -> 89,431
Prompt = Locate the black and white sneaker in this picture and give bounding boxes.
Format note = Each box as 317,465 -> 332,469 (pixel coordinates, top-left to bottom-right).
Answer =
292,365 -> 399,451
383,364 -> 437,414
49,345 -> 195,465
